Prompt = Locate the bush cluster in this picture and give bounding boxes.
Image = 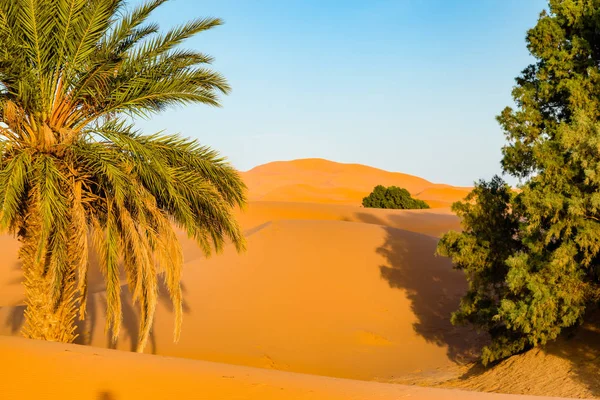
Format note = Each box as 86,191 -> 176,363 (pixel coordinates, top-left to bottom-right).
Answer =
362,185 -> 430,210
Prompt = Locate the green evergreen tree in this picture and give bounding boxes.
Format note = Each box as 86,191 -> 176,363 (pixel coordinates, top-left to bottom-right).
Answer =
362,185 -> 429,209
438,0 -> 600,364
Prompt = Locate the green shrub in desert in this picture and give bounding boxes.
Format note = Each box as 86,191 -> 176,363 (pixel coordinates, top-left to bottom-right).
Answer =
438,0 -> 600,364
362,185 -> 429,209
0,0 -> 245,351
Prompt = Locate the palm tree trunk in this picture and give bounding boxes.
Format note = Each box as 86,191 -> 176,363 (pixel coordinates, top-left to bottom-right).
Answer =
21,262 -> 79,343
19,224 -> 79,343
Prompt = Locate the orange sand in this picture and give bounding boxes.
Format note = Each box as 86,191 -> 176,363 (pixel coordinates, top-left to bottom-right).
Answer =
2,335 -> 572,400
242,158 -> 471,207
438,319 -> 600,399
0,160 -> 587,399
0,203 -> 475,382
415,186 -> 473,208
234,201 -> 461,238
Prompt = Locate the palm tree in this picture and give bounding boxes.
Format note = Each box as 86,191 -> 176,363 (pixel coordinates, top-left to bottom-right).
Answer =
0,0 -> 245,352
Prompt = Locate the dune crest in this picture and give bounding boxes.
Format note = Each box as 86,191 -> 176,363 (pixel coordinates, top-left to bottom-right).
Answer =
242,158 -> 470,207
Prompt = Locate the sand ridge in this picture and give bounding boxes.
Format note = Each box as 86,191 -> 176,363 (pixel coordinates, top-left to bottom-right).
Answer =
242,158 -> 470,207
0,335 -> 582,400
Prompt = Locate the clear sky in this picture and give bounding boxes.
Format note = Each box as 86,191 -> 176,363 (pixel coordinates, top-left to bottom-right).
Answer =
134,0 -> 548,186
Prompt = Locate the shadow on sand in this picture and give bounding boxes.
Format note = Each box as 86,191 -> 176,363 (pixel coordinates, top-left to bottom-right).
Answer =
543,314 -> 600,396
97,391 -> 116,400
1,271 -> 189,356
449,315 -> 600,397
74,279 -> 191,354
351,211 -> 486,365
1,304 -> 25,334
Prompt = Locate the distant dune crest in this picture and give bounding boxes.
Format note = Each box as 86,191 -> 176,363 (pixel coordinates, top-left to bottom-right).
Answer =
242,158 -> 471,208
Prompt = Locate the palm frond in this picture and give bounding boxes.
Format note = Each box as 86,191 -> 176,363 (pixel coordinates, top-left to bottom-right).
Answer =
0,151 -> 31,230
102,0 -> 167,53
129,17 -> 223,64
0,0 -> 244,351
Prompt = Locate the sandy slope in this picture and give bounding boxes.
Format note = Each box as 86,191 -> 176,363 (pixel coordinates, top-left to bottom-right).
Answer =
414,186 -> 472,208
234,201 -> 461,238
438,319 -> 600,399
0,160 -> 591,400
242,158 -> 470,207
0,335 -> 577,400
0,205 -> 477,382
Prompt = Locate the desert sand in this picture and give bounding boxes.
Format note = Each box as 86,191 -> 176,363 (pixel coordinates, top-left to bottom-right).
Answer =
2,335 -> 580,400
0,159 -> 595,399
242,158 -> 471,207
0,204 -> 474,381
438,318 -> 600,398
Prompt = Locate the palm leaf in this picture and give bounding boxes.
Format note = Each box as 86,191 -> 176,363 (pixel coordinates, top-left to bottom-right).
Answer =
0,0 -> 244,352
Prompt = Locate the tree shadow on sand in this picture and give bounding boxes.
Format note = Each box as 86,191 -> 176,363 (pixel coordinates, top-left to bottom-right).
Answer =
542,314 -> 600,396
350,210 -> 600,395
73,287 -> 155,353
2,264 -> 190,356
0,304 -> 25,334
74,279 -> 191,354
352,211 -> 487,365
0,260 -> 26,335
448,313 -> 600,398
97,391 -> 117,400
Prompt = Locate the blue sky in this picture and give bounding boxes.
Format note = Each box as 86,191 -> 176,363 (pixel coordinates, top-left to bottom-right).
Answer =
134,0 -> 547,186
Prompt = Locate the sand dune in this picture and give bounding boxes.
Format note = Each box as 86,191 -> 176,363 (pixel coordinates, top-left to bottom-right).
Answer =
0,207 -> 477,381
439,318 -> 600,399
414,187 -> 473,208
242,158 -> 470,207
0,166 -> 589,399
0,202 -> 460,307
2,336 -> 573,400
234,201 -> 461,238
258,184 -> 369,204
